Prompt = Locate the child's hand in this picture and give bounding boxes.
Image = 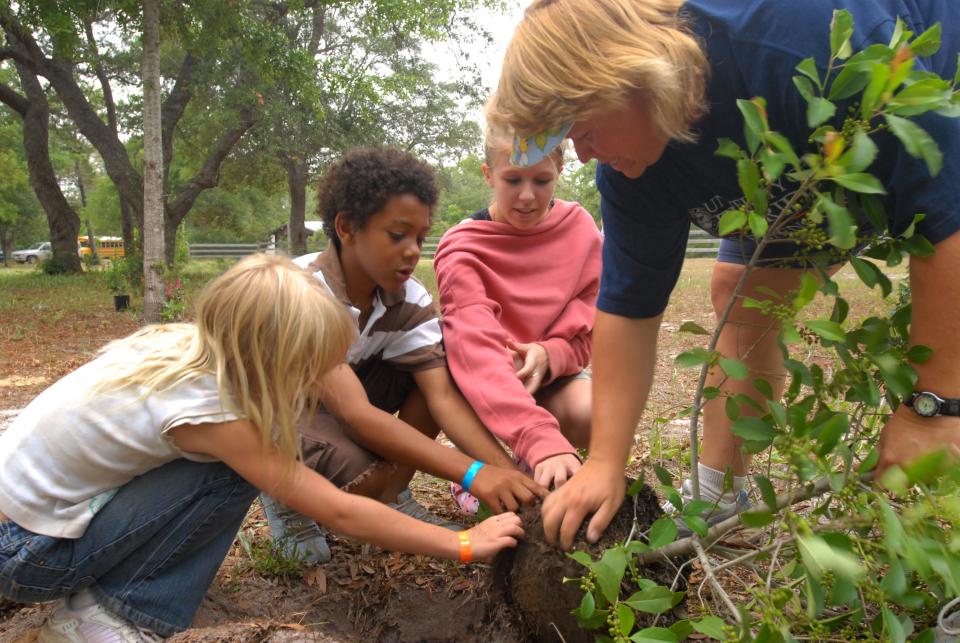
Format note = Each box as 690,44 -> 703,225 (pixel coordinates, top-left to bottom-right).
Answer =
464,512 -> 525,561
534,453 -> 581,490
470,464 -> 548,512
506,339 -> 550,394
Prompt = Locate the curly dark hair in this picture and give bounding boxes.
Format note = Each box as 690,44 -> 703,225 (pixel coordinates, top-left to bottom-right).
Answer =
318,147 -> 439,248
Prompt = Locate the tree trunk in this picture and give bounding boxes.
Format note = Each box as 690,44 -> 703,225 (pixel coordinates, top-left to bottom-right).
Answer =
285,156 -> 309,256
142,0 -> 165,324
14,63 -> 81,273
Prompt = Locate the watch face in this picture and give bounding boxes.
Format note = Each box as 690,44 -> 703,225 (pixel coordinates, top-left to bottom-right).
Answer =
914,393 -> 940,417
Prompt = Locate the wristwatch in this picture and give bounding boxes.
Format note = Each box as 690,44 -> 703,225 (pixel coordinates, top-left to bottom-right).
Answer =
904,391 -> 960,418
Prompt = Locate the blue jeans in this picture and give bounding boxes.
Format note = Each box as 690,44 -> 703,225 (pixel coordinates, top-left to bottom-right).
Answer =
0,459 -> 257,637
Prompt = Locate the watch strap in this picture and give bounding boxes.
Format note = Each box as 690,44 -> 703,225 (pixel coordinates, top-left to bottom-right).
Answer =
943,398 -> 960,416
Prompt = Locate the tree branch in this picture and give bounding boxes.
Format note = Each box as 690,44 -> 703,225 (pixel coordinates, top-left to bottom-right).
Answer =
637,472 -> 873,564
165,107 -> 258,226
0,81 -> 28,116
0,46 -> 31,66
83,19 -> 118,134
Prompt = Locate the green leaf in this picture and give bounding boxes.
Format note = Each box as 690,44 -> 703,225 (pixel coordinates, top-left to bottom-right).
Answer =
730,417 -> 777,446
829,9 -> 854,59
719,358 -> 750,380
805,319 -> 846,342
627,476 -> 646,497
862,62 -> 891,119
567,550 -> 593,568
630,627 -> 678,642
576,590 -> 595,619
909,22 -> 942,57
737,98 -> 766,153
885,114 -> 943,176
829,173 -> 887,194
594,549 -> 627,603
678,320 -> 711,335
828,65 -> 871,100
668,620 -> 694,641
647,517 -> 678,548
807,96 -> 837,127
820,195 -> 857,249
795,57 -> 821,90
839,129 -> 878,172
691,615 -> 727,640
624,586 -> 685,614
794,272 -> 820,309
765,131 -> 801,168
617,603 -> 636,636
653,465 -> 674,485
682,515 -> 709,537
675,348 -> 713,368
736,159 -> 761,205
793,74 -> 815,101
715,137 -> 743,159
888,78 -> 953,116
725,396 -> 741,421
883,606 -> 907,643
755,475 -> 778,510
741,511 -> 776,527
748,211 -> 769,239
754,378 -> 774,400
798,534 -> 865,581
718,209 -> 747,236
850,257 -> 881,288
906,344 -> 933,363
813,412 -> 849,456
766,400 -> 786,430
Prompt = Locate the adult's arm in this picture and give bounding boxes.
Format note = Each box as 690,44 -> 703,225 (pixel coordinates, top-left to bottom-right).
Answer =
541,310 -> 662,550
878,229 -> 960,472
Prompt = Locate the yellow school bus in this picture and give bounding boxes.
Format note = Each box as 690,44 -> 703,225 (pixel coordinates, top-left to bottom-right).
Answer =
78,236 -> 125,260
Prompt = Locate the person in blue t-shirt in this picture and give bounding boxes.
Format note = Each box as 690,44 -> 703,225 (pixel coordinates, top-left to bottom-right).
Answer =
488,0 -> 960,550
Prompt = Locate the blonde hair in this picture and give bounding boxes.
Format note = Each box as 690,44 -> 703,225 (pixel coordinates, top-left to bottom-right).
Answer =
483,103 -> 565,170
94,254 -> 354,470
489,0 -> 709,143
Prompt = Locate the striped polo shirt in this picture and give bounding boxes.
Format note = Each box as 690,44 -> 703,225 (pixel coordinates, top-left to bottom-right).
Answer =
294,246 -> 446,373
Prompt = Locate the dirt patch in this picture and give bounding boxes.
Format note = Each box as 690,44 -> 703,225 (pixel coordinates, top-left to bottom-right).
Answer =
493,483 -> 685,642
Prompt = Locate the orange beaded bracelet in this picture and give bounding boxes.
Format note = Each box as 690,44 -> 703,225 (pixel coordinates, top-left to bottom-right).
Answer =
458,530 -> 472,563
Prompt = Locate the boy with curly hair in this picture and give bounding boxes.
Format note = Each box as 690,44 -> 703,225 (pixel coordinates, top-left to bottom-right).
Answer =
262,147 -> 544,563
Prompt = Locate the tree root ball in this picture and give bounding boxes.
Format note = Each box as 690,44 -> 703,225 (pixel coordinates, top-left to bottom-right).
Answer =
492,481 -> 685,642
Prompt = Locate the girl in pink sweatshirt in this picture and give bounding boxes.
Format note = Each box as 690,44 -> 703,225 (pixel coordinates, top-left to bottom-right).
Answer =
434,125 -> 602,493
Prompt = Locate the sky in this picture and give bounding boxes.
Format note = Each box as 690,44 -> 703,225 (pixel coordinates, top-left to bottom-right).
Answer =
425,1 -> 527,124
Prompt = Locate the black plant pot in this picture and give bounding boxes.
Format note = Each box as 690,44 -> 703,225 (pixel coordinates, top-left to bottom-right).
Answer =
114,294 -> 130,312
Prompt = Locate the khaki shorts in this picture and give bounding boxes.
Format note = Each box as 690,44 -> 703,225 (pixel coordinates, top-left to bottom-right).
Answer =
301,359 -> 416,490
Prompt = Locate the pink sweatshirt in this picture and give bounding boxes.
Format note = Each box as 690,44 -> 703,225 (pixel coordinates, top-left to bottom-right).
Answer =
434,200 -> 603,468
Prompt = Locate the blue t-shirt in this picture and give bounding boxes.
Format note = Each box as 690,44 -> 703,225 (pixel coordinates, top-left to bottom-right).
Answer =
598,0 -> 960,318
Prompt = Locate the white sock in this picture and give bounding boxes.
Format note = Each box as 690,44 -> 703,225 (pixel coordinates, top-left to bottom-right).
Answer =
687,463 -> 747,504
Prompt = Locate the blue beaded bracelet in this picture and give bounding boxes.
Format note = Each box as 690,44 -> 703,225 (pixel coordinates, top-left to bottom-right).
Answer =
461,460 -> 485,493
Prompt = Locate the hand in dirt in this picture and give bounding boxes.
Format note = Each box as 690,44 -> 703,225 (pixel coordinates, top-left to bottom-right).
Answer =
541,458 -> 625,551
469,464 -> 548,513
507,339 -> 549,394
876,406 -> 960,477
533,453 -> 581,490
465,512 -> 525,561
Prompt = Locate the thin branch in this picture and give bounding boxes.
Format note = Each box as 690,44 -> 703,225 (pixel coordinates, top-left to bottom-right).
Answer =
637,471 -> 873,564
687,175 -> 819,498
693,539 -> 742,624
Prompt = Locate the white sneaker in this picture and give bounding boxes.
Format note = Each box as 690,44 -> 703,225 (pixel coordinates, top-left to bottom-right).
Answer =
38,592 -> 163,643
